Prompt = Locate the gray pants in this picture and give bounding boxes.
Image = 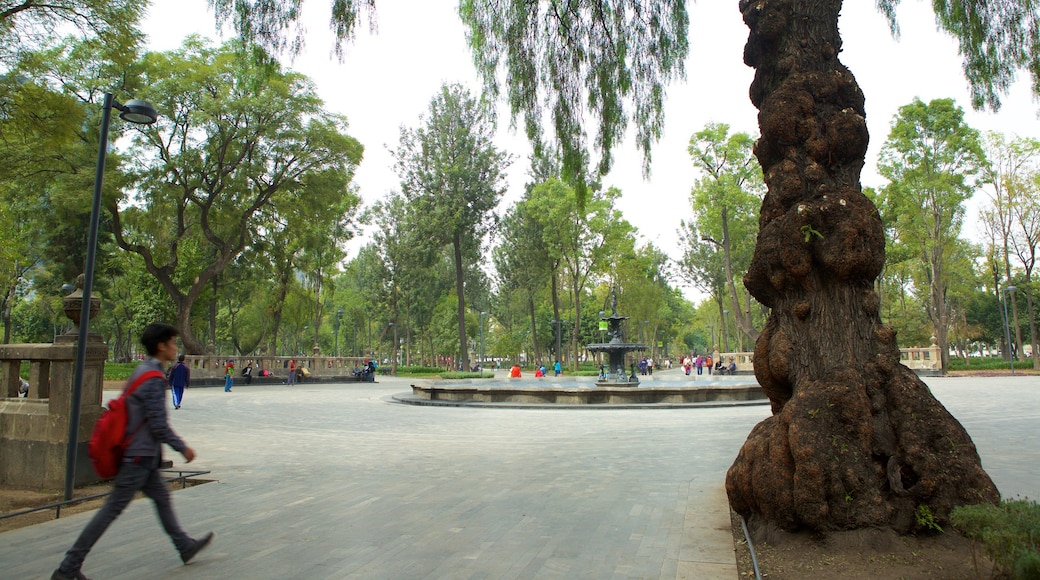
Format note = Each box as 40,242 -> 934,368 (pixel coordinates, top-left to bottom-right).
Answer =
58,458 -> 191,574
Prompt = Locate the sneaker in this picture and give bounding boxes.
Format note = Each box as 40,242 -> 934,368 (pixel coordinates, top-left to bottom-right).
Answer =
181,531 -> 215,564
51,570 -> 91,580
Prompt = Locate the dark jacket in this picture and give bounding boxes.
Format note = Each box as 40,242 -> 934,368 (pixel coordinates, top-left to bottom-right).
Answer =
124,358 -> 187,458
169,361 -> 190,388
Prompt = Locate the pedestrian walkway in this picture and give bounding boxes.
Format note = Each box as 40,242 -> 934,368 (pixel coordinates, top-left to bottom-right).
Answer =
0,374 -> 1035,579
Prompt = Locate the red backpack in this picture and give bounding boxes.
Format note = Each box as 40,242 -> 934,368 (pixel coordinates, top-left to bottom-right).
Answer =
88,370 -> 165,478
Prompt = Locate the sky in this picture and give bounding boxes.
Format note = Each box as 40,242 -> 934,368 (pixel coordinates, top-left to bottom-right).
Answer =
141,0 -> 1040,300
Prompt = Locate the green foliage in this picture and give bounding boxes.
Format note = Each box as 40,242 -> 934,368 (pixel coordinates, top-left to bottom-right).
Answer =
947,357 -> 1033,372
103,362 -> 137,381
460,0 -> 688,199
800,224 -> 824,242
951,499 -> 1040,579
396,366 -> 443,374
0,0 -> 145,67
915,504 -> 943,533
209,0 -> 375,59
438,371 -> 493,380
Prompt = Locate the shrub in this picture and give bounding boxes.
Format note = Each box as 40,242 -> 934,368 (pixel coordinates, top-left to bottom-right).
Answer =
951,498 -> 1040,579
396,365 -> 444,374
438,371 -> 493,380
947,357 -> 1031,372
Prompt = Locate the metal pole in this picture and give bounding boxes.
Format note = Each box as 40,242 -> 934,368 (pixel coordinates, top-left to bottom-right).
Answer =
65,93 -> 114,501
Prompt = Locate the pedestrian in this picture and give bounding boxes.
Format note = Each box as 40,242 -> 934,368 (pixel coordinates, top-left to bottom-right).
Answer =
50,323 -> 213,580
287,358 -> 297,386
242,362 -> 253,385
706,355 -> 713,375
647,357 -> 654,375
510,363 -> 522,378
553,360 -> 561,377
168,354 -> 190,409
696,355 -> 704,375
223,359 -> 234,392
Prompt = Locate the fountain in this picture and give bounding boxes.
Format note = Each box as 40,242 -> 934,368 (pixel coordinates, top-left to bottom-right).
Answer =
586,289 -> 647,386
397,287 -> 767,407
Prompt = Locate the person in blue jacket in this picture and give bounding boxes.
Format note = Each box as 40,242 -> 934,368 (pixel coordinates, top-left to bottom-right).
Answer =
168,354 -> 190,409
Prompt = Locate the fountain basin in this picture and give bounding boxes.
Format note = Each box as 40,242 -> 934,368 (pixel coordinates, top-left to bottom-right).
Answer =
397,375 -> 768,407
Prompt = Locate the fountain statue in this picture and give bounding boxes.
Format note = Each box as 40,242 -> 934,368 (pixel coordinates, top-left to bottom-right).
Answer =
586,288 -> 648,387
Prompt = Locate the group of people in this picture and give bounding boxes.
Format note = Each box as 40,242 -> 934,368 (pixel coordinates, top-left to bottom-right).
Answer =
637,357 -> 655,375
680,353 -> 737,375
516,360 -> 563,378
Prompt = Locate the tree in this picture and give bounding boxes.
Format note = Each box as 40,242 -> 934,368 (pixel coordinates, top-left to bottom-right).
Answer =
394,83 -> 510,372
876,98 -> 986,372
981,133 -> 1040,367
495,194 -> 554,364
686,123 -> 765,347
110,39 -> 362,353
527,179 -> 632,368
722,4 -> 1000,533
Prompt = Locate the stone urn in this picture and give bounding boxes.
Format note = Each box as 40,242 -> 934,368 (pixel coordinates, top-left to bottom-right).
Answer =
62,274 -> 101,333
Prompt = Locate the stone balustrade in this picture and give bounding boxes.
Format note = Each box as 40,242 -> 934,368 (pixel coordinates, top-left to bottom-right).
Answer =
0,335 -> 107,488
179,355 -> 371,381
711,343 -> 943,375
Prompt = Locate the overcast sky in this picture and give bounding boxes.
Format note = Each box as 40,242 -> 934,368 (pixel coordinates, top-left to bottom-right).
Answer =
142,1 -> 1040,300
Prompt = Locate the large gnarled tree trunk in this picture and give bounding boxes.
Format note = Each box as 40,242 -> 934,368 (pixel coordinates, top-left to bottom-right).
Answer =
726,0 -> 998,533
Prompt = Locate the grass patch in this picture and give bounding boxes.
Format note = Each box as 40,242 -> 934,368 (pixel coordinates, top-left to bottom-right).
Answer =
104,363 -> 137,381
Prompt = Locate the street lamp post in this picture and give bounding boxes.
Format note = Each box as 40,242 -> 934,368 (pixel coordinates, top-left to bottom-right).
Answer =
1002,286 -> 1018,375
65,93 -> 157,501
334,309 -> 343,357
479,311 -> 489,375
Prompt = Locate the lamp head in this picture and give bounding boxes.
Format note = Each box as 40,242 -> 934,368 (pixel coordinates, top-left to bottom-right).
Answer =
1007,285 -> 1018,293
118,99 -> 158,124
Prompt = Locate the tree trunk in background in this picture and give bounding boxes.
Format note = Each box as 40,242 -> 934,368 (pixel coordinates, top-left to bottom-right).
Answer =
452,233 -> 469,372
726,0 -> 998,533
528,295 -> 539,364
209,275 -> 218,352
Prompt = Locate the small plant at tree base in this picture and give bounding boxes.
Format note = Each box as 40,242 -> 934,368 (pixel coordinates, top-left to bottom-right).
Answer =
951,498 -> 1040,579
915,504 -> 943,533
800,224 -> 824,242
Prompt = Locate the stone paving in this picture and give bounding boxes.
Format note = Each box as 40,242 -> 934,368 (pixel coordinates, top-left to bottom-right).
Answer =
0,372 -> 1035,579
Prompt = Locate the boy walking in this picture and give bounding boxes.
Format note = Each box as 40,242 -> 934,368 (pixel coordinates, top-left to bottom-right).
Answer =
169,354 -> 190,409
52,323 -> 213,580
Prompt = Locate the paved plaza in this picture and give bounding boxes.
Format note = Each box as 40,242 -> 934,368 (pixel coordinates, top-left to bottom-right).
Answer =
0,372 -> 1036,579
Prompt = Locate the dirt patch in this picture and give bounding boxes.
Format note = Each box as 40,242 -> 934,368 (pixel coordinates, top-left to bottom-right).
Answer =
731,510 -> 1000,579
0,479 -> 210,534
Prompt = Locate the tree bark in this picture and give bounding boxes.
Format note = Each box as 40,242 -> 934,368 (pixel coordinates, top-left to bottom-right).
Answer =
727,0 -> 998,533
